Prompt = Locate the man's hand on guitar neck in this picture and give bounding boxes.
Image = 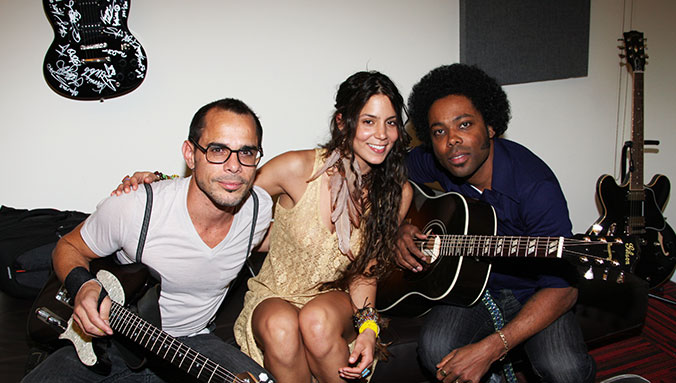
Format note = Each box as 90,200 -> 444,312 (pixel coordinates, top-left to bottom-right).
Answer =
72,279 -> 113,337
394,223 -> 429,272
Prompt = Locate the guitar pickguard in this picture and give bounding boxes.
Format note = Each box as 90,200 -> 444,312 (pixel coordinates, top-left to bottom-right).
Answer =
58,269 -> 127,366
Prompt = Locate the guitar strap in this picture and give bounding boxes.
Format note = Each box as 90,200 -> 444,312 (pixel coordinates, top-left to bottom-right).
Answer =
481,291 -> 517,383
135,183 -> 153,263
244,188 -> 259,277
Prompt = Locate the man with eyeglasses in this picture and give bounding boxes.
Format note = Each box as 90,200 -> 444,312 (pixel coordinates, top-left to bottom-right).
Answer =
22,99 -> 275,383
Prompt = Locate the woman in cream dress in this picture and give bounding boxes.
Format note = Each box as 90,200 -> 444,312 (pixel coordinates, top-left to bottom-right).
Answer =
234,71 -> 412,383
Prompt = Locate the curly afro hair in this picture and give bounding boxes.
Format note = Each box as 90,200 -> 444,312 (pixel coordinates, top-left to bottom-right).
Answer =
408,64 -> 510,148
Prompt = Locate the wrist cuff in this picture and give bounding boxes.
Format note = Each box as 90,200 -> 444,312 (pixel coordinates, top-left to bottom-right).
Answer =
64,267 -> 96,298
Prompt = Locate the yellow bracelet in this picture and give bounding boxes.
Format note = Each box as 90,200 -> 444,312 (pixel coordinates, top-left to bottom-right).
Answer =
496,330 -> 509,361
358,320 -> 380,337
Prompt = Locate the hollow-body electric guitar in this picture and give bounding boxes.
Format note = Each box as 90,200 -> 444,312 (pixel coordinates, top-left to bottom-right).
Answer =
587,30 -> 676,289
42,0 -> 147,100
28,257 -> 269,383
376,182 -> 635,317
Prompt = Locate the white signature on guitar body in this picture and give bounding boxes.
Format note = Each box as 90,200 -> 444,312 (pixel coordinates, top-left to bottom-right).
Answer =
44,0 -> 147,99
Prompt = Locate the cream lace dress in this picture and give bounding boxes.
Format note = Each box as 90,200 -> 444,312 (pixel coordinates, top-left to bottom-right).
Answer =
234,148 -> 363,366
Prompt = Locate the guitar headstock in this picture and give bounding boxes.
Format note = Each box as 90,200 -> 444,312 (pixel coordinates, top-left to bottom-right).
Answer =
567,235 -> 638,283
621,30 -> 646,73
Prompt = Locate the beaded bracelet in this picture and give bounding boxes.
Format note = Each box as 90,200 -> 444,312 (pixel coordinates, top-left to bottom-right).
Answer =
353,306 -> 383,338
154,171 -> 180,180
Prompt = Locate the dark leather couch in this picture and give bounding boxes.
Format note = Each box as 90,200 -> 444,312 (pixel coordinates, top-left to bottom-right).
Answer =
0,252 -> 648,383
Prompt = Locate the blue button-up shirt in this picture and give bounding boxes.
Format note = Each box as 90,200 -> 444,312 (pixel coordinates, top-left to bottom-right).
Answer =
406,138 -> 574,303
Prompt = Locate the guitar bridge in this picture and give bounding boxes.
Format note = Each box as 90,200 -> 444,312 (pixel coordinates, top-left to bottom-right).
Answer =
55,286 -> 74,307
83,57 -> 111,63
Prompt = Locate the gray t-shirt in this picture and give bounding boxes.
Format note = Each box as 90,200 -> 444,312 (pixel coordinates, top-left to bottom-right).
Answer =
81,177 -> 272,337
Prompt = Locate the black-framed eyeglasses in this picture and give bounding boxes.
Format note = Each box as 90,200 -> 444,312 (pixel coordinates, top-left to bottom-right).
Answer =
189,137 -> 263,167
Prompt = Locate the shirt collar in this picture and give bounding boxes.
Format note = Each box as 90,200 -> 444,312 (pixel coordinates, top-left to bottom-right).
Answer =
486,138 -> 520,203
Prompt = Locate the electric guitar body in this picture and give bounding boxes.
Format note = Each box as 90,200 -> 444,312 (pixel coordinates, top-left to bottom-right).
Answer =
42,0 -> 147,100
592,173 -> 676,288
28,257 -> 268,382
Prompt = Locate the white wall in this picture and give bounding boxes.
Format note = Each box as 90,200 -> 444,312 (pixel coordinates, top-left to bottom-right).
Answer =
1,1 -> 675,281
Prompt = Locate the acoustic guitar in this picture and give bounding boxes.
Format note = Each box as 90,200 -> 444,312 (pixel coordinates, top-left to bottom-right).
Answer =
42,0 -> 147,100
587,30 -> 676,289
28,257 -> 269,383
376,182 -> 635,317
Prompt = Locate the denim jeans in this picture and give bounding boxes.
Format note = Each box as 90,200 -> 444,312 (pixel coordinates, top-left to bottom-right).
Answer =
418,289 -> 595,383
22,333 -> 273,383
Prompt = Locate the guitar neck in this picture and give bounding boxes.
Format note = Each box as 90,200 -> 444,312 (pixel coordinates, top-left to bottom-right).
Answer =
108,302 -> 240,383
427,234 -> 565,260
629,71 -> 645,193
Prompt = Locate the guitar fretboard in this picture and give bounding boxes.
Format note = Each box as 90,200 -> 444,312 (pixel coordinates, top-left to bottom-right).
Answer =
108,302 -> 248,383
422,235 -> 565,259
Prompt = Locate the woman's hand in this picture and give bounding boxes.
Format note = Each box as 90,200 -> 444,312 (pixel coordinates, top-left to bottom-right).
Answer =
338,328 -> 376,380
110,171 -> 157,196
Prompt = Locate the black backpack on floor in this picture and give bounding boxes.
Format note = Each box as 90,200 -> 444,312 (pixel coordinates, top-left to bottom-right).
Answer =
0,205 -> 89,299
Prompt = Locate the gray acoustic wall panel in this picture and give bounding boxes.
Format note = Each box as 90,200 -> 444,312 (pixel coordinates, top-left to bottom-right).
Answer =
460,0 -> 590,85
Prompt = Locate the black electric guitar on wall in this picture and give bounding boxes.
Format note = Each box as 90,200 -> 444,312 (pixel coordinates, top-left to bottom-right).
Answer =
376,183 -> 635,317
42,0 -> 148,100
27,257 -> 268,383
587,31 -> 676,289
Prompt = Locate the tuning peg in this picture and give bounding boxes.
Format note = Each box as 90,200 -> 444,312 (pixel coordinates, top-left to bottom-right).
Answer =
602,268 -> 609,281
584,266 -> 594,280
616,271 -> 625,284
589,224 -> 603,235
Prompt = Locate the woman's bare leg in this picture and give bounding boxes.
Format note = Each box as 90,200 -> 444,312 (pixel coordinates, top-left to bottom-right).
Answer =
252,298 -> 312,383
299,291 -> 356,383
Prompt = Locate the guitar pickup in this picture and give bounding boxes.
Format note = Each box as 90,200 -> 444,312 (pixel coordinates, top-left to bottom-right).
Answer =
80,42 -> 108,50
35,307 -> 67,332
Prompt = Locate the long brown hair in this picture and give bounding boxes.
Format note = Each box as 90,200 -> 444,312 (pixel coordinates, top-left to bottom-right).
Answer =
321,71 -> 410,293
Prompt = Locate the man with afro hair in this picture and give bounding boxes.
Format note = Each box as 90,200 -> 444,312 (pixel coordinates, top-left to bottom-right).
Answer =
395,64 -> 594,383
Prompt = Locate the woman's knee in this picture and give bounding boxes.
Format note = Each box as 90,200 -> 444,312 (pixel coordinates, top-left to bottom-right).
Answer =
298,304 -> 341,342
298,296 -> 351,356
252,301 -> 303,354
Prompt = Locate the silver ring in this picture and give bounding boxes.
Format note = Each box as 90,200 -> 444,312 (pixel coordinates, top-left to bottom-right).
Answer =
439,368 -> 448,377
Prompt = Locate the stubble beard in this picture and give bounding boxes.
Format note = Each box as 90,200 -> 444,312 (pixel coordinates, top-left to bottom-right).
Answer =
196,174 -> 254,209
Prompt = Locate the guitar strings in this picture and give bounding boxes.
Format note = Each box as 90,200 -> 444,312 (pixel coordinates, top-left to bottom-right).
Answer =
109,303 -> 246,383
410,237 -> 621,261
108,302 -> 250,383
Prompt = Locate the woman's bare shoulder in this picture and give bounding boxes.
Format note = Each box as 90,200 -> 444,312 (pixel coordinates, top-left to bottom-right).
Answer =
255,149 -> 318,195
